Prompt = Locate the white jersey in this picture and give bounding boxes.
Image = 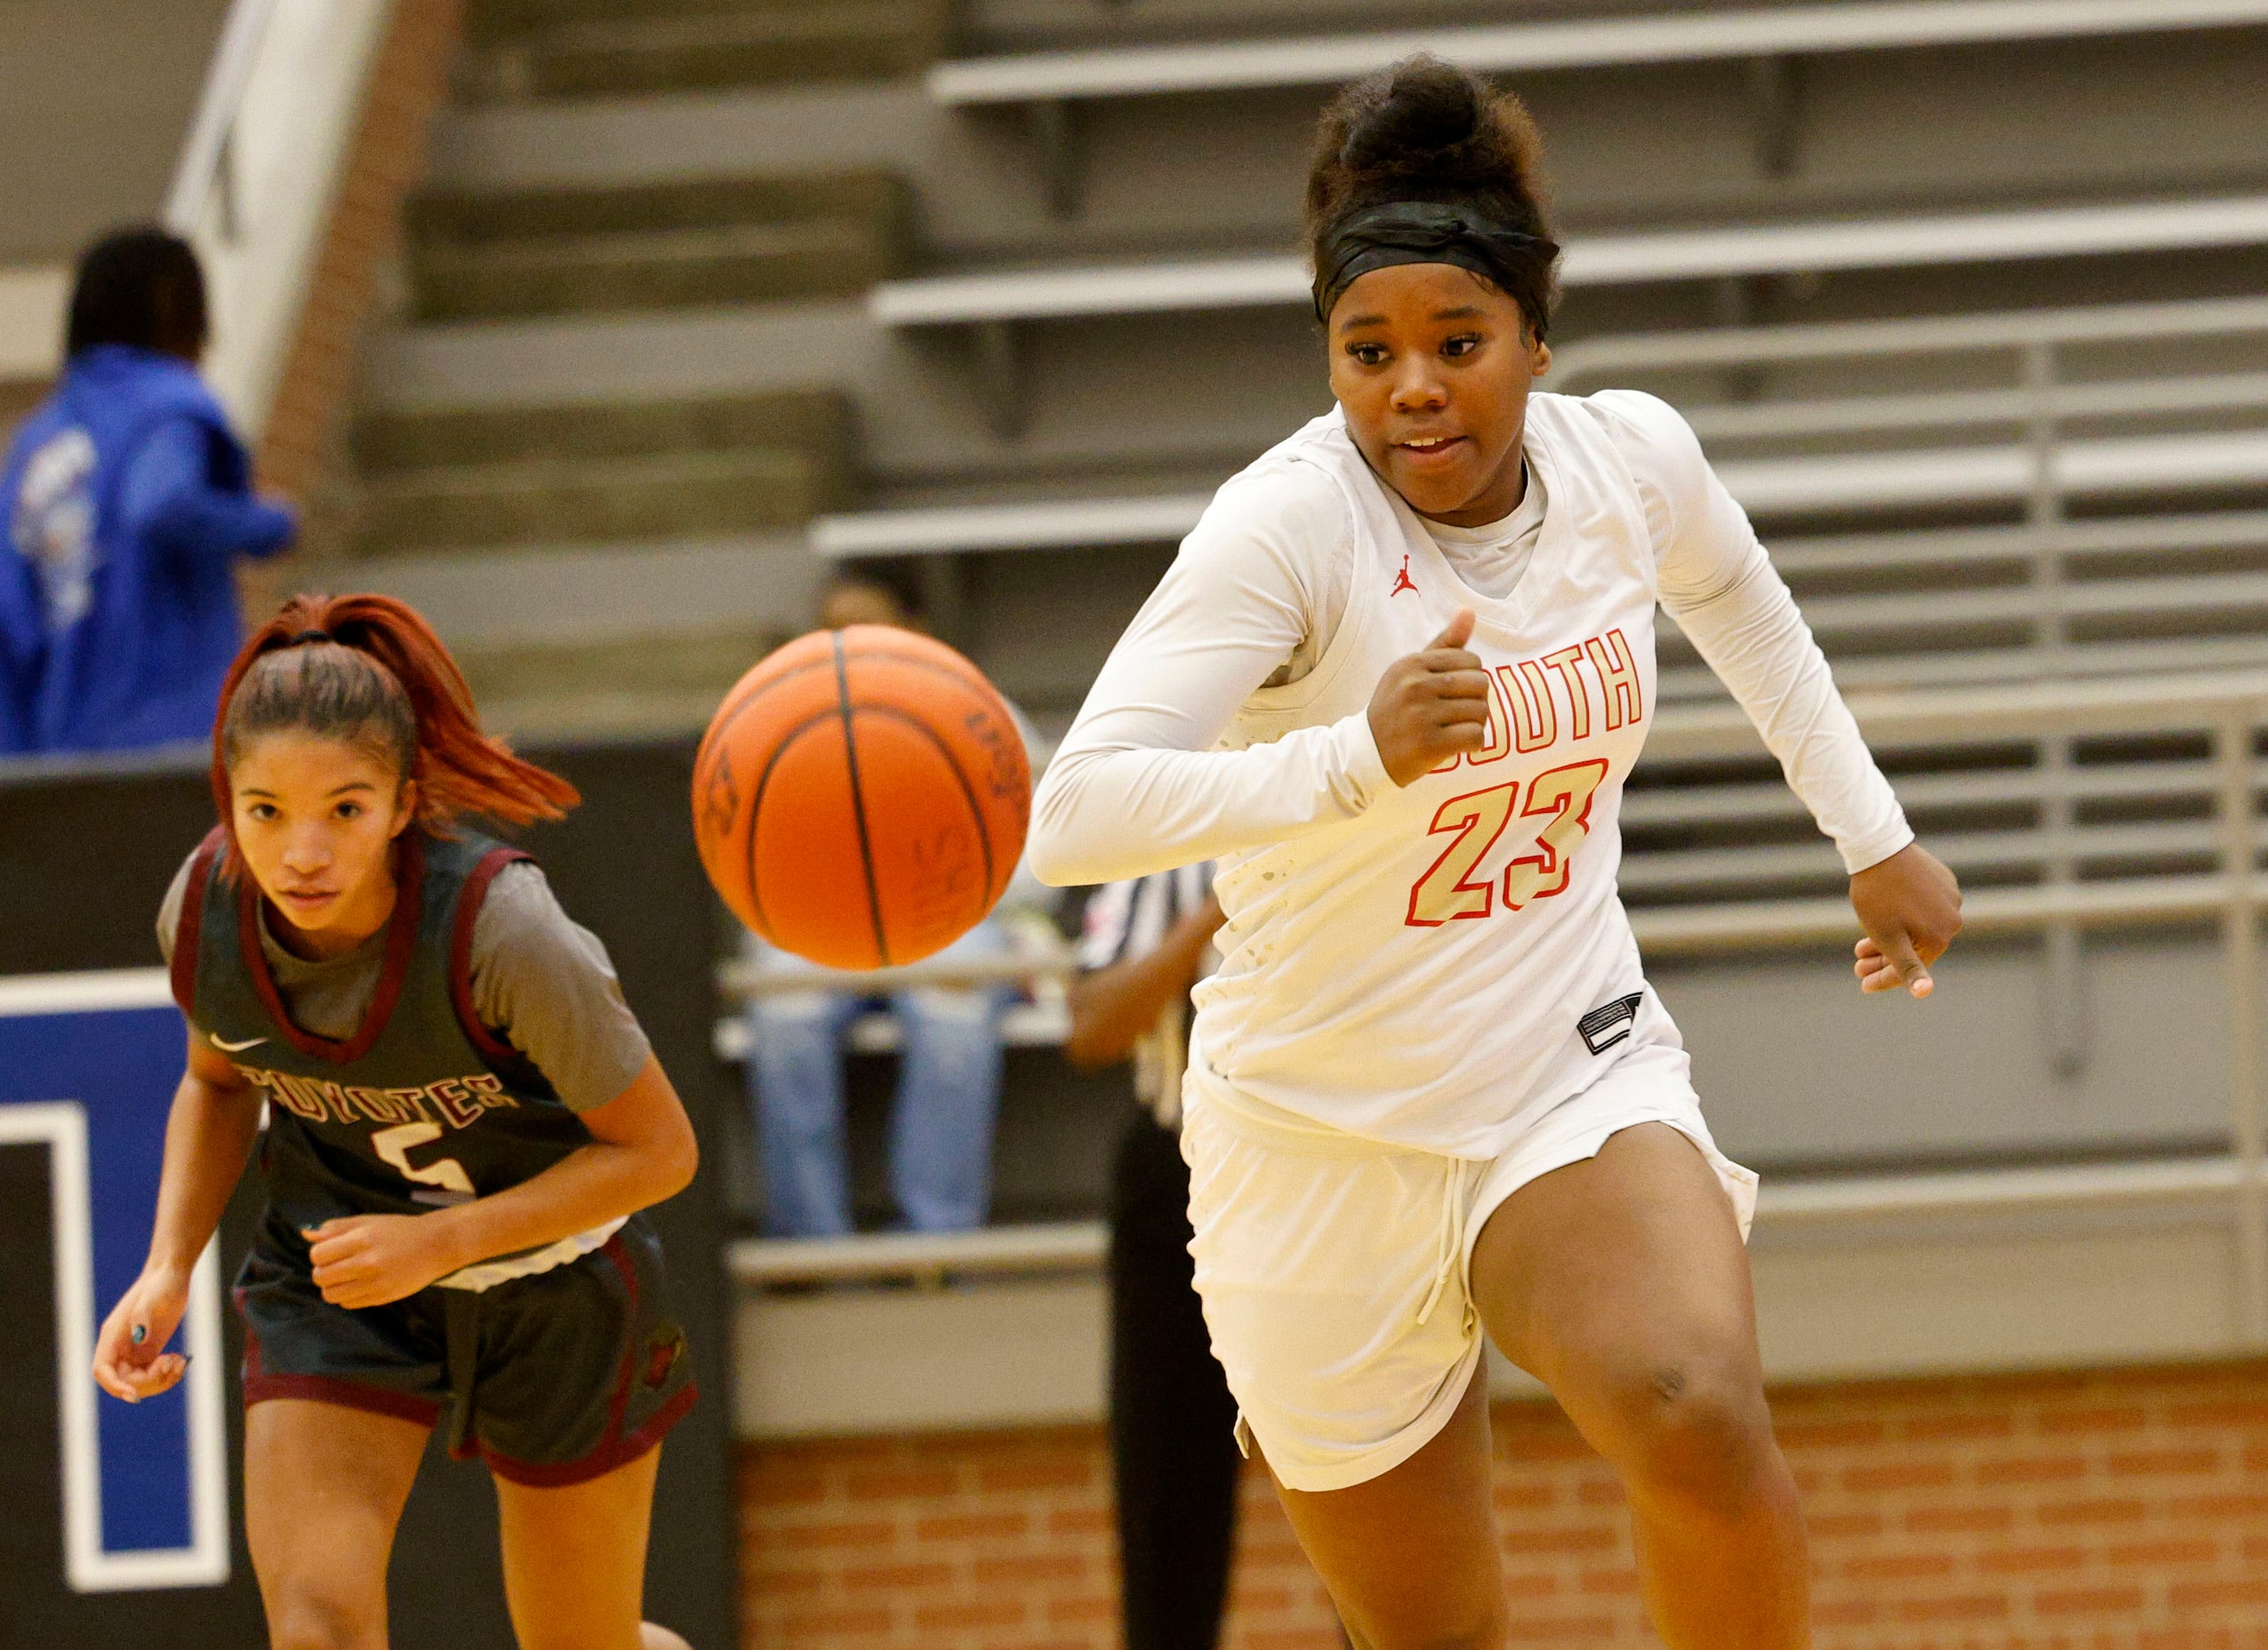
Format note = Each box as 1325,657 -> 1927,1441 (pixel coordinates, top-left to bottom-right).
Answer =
1030,392 -> 1911,1156
1196,396 -> 1662,1150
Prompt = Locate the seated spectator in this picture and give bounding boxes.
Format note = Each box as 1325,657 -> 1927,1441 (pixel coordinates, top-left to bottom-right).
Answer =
2,227 -> 294,753
741,575 -> 1054,1236
1065,864 -> 1241,1650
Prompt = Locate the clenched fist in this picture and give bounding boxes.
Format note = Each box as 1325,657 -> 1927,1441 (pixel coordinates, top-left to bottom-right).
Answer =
1851,842 -> 1964,998
1368,609 -> 1493,786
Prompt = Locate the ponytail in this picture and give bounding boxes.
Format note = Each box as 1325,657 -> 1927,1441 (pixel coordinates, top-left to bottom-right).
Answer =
213,593 -> 579,838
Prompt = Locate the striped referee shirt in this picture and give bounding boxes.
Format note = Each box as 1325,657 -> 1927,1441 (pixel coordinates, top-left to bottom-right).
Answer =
1078,862 -> 1215,1127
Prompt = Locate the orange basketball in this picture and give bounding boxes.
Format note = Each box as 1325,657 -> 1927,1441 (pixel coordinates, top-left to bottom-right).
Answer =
691,625 -> 1031,970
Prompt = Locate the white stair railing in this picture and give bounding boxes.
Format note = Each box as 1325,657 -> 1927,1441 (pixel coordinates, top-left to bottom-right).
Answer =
163,0 -> 397,441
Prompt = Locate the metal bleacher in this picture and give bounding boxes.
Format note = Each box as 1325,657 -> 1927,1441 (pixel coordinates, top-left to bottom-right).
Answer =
931,0 -> 2268,109
675,0 -> 2268,1425
866,193 -> 2268,329
820,291 -> 2268,581
811,2 -> 2268,941
816,278 -> 2268,943
928,0 -> 2268,216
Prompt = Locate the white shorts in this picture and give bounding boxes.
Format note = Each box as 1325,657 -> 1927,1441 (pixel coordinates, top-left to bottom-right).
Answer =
1180,992 -> 1758,1494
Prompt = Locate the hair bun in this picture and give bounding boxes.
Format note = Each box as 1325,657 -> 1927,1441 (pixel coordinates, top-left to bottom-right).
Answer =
1340,55 -> 1484,174
1304,54 -> 1557,334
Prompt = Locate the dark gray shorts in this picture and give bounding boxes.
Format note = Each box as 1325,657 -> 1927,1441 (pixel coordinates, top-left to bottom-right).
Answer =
234,1213 -> 696,1487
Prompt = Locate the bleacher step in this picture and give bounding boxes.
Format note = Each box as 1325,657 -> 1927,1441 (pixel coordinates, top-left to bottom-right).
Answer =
411,173 -> 904,243
460,0 -> 947,102
415,218 -> 898,322
354,446 -> 842,557
356,389 -> 850,472
460,624 -> 784,739
408,173 -> 906,322
469,0 -> 822,34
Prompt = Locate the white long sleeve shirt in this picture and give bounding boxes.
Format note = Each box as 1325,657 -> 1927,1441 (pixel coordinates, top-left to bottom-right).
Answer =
1029,392 -> 1910,1150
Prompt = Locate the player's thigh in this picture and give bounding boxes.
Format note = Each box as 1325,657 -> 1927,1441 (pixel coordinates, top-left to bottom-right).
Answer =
493,1444 -> 663,1650
1268,1367 -> 1506,1650
243,1399 -> 430,1646
1470,1123 -> 1766,1483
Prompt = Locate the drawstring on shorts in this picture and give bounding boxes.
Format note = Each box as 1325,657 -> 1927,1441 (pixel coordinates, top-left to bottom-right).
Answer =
1415,1158 -> 1481,1328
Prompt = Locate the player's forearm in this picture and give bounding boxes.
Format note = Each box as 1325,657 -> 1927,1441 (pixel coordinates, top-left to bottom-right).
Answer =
1668,560 -> 1912,874
145,1075 -> 262,1278
1066,908 -> 1219,1067
426,1133 -> 693,1271
1029,717 -> 1390,886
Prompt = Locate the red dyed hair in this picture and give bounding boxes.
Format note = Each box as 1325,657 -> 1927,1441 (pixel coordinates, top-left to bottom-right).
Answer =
211,593 -> 579,837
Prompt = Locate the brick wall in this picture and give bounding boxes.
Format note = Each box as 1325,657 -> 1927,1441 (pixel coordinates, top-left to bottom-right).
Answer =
739,1359 -> 2268,1650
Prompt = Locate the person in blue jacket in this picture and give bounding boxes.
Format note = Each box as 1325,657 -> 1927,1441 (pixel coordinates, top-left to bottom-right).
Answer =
2,227 -> 295,754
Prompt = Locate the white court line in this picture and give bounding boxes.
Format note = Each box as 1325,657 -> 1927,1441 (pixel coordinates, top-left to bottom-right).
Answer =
0,968 -> 176,1019
0,967 -> 229,1591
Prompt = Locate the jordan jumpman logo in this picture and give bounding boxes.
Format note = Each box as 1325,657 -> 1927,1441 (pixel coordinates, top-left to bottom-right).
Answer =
1390,554 -> 1419,597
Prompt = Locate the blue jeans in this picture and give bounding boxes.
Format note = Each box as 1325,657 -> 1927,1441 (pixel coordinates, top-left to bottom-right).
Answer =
745,923 -> 1012,1238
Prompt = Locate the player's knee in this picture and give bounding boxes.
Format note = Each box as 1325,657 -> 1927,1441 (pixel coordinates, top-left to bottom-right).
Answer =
265,1583 -> 379,1650
1605,1348 -> 1777,1519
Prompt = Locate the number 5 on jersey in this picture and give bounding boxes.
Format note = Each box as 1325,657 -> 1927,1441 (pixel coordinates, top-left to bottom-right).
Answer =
1405,760 -> 1611,927
372,1120 -> 477,1205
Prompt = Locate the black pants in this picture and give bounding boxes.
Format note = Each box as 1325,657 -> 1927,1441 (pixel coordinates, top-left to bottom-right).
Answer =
1109,1111 -> 1242,1650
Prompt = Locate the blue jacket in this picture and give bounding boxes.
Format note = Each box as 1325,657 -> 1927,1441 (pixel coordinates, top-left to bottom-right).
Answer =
1,345 -> 294,753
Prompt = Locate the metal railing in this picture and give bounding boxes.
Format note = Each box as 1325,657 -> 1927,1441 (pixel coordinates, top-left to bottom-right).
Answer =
160,0 -> 396,437
162,0 -> 283,242
1549,294 -> 2268,526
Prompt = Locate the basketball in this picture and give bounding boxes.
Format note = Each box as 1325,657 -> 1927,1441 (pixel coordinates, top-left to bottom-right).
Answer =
691,625 -> 1031,970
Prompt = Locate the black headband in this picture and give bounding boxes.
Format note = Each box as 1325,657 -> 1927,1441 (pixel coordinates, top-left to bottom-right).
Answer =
1312,201 -> 1559,327
285,628 -> 330,648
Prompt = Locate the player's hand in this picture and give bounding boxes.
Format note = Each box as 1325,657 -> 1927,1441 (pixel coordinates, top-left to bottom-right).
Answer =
1368,609 -> 1492,786
1851,843 -> 1962,997
92,1266 -> 192,1403
305,1213 -> 464,1309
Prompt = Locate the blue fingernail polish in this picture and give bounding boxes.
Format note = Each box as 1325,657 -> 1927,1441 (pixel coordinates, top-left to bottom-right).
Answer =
131,1325 -> 146,1345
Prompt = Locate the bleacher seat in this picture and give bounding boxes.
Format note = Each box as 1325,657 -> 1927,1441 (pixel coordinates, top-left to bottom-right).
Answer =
928,0 -> 2268,110
925,0 -> 2268,218
813,431 -> 2268,559
812,493 -> 1210,558
816,289 -> 2268,752
868,192 -> 2268,329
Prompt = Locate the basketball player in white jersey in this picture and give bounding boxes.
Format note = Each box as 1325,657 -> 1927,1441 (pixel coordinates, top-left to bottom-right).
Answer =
1028,57 -> 1961,1650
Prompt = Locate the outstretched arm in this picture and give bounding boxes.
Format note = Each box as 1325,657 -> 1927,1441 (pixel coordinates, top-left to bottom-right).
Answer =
1594,391 -> 1963,995
1066,894 -> 1226,1069
92,1035 -> 263,1402
1670,554 -> 1961,994
121,419 -> 295,566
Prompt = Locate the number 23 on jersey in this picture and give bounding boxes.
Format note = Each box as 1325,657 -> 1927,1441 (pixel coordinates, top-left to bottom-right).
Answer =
1406,760 -> 1610,927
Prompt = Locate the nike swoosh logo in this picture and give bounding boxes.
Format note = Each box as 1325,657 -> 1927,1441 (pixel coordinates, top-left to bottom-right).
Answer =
209,1033 -> 267,1053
